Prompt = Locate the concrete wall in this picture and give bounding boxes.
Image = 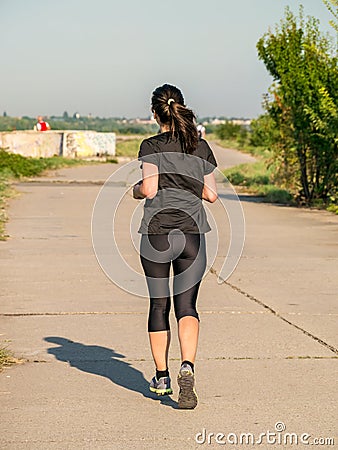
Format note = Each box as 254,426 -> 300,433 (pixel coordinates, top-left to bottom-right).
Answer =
62,131 -> 116,158
0,130 -> 116,158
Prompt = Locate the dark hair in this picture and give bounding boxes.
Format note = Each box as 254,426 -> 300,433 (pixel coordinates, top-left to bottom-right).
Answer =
151,83 -> 198,154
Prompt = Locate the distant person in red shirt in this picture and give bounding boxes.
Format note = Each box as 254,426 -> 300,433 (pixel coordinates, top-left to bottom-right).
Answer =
34,116 -> 51,131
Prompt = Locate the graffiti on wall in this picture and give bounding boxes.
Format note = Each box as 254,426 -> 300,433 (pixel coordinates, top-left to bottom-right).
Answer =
64,132 -> 116,158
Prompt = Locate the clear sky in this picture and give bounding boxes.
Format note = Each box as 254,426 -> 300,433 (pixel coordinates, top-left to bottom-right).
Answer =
0,0 -> 334,119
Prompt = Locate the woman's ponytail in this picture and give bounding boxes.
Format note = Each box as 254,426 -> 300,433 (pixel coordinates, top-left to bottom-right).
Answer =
151,84 -> 199,154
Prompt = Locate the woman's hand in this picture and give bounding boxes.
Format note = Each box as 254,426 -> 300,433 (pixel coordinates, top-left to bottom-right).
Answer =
133,181 -> 144,199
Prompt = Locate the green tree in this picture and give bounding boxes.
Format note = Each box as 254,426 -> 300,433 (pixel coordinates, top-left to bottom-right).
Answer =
249,114 -> 278,148
257,6 -> 338,203
323,0 -> 338,31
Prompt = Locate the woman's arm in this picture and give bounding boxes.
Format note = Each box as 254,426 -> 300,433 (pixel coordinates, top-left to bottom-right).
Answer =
133,162 -> 159,199
202,172 -> 218,203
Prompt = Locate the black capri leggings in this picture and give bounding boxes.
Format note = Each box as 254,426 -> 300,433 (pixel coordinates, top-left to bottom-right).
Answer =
140,233 -> 206,332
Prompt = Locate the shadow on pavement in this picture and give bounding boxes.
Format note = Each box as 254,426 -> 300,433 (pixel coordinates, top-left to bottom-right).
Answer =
44,336 -> 178,409
218,192 -> 262,204
219,192 -> 292,206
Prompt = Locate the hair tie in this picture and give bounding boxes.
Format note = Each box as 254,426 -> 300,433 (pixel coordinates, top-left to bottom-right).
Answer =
167,98 -> 175,105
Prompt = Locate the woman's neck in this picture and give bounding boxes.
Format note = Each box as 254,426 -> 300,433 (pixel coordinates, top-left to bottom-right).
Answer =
160,124 -> 170,133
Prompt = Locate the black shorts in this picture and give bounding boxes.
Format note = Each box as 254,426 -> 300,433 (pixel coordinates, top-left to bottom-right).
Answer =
140,233 -> 206,332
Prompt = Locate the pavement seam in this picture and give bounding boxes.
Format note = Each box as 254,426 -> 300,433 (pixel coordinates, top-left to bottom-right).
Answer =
26,356 -> 338,363
0,311 -> 147,316
213,273 -> 338,355
0,310 -> 279,317
15,180 -> 119,186
1,310 -> 336,316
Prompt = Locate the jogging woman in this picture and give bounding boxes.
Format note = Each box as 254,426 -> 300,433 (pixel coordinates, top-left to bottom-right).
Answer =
133,84 -> 217,409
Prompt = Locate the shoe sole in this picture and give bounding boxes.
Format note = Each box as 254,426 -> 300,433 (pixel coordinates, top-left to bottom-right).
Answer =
149,386 -> 173,396
177,372 -> 198,409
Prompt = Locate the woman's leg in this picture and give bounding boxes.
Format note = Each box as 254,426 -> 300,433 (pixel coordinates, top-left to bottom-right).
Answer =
178,316 -> 199,363
148,330 -> 171,371
172,234 -> 206,364
172,234 -> 206,408
140,234 -> 172,373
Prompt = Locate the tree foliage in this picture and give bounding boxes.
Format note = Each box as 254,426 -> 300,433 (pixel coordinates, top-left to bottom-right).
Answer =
249,114 -> 278,148
323,0 -> 338,31
216,121 -> 242,140
215,121 -> 248,146
257,6 -> 338,203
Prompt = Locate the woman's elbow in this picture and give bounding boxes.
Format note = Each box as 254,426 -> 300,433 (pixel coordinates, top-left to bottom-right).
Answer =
208,192 -> 218,203
202,191 -> 218,203
142,186 -> 157,199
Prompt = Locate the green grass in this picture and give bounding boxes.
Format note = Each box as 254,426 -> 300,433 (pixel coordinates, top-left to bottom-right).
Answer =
213,138 -> 294,205
208,134 -> 270,158
0,173 -> 15,240
0,149 -> 91,178
223,161 -> 293,204
223,160 -> 271,186
327,204 -> 338,214
115,138 -> 143,157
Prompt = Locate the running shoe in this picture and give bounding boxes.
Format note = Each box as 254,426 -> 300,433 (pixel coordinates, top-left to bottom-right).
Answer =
177,363 -> 198,409
149,376 -> 173,396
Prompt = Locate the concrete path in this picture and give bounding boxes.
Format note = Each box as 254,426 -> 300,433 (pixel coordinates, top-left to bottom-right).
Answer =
0,145 -> 337,449
209,141 -> 256,169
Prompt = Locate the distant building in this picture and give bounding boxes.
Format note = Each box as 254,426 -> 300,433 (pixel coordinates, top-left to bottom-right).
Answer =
204,117 -> 252,127
231,119 -> 251,126
209,118 -> 225,125
134,117 -> 156,125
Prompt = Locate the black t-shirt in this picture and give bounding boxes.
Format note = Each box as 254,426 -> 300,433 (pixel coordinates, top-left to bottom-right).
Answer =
138,132 -> 217,234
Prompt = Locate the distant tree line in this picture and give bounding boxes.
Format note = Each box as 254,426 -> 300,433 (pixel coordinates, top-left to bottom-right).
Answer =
0,115 -> 158,135
0,114 -> 246,136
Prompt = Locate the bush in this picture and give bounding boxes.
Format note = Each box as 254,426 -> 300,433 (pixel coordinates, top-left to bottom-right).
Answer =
0,149 -> 46,177
0,149 -> 89,178
216,121 -> 242,140
223,160 -> 293,204
249,115 -> 278,148
327,204 -> 338,214
259,186 -> 293,203
224,161 -> 272,187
